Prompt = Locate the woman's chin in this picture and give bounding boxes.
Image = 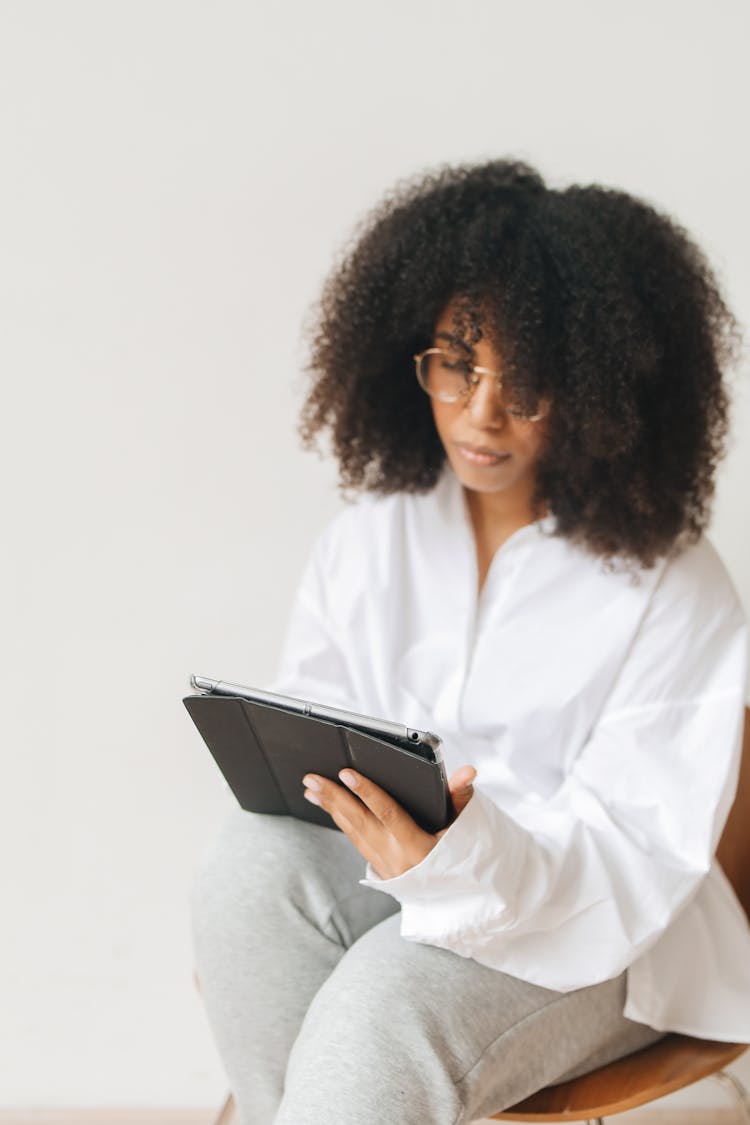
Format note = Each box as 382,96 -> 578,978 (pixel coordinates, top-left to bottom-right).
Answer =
449,453 -> 516,492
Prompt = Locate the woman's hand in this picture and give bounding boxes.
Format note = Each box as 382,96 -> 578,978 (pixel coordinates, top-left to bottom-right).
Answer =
301,764 -> 477,880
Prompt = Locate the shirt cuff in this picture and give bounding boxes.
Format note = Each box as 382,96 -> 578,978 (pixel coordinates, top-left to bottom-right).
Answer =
358,786 -> 521,925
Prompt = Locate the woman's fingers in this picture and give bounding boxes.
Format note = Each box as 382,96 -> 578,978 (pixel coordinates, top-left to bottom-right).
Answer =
449,765 -> 477,790
302,769 -> 429,851
301,772 -> 373,836
448,765 -> 477,817
337,768 -> 418,833
301,767 -> 473,878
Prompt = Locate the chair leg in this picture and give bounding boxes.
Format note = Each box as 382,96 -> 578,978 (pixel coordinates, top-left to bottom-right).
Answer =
713,1069 -> 750,1122
212,1091 -> 235,1125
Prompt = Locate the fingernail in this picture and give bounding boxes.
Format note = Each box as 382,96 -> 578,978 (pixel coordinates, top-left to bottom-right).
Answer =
304,790 -> 321,806
302,775 -> 320,791
339,770 -> 358,788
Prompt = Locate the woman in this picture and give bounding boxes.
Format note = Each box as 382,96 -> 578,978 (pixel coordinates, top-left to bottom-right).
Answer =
190,159 -> 750,1125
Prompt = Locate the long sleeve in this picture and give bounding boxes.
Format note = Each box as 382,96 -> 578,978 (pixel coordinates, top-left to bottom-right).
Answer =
359,541 -> 749,992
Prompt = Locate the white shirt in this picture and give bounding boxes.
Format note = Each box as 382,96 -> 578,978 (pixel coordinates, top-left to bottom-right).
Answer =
269,464 -> 750,1040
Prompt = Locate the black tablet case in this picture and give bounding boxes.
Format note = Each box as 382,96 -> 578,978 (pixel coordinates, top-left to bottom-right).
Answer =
183,694 -> 450,834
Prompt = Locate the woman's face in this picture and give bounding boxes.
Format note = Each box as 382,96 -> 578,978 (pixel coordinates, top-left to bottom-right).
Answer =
428,304 -> 550,510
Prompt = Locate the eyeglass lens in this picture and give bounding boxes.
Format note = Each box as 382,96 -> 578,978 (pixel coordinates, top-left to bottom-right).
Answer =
417,349 -> 542,420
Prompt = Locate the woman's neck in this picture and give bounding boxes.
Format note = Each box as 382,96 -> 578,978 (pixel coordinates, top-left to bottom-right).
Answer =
463,482 -> 544,543
463,484 -> 546,595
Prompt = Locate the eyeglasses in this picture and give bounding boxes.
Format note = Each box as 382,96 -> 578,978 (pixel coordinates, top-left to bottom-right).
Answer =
413,348 -> 548,423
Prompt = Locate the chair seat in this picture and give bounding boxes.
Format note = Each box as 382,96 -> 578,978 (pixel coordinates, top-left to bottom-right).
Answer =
489,1033 -> 748,1121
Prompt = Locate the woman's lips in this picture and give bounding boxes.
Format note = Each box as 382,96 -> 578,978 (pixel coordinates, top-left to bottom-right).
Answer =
455,443 -> 511,466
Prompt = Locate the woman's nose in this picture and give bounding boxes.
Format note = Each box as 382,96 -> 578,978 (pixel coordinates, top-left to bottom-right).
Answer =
466,374 -> 507,426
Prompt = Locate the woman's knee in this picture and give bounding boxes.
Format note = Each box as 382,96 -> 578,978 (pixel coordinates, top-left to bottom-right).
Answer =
189,809 -> 366,943
191,810 -> 314,916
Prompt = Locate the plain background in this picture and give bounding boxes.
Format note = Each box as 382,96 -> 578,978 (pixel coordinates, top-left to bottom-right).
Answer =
1,0 -> 748,1111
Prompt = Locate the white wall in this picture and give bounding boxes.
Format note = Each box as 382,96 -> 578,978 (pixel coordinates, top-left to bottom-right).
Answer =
1,0 -> 748,1110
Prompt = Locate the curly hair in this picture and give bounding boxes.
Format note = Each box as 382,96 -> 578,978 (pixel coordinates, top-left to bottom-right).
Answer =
298,159 -> 739,567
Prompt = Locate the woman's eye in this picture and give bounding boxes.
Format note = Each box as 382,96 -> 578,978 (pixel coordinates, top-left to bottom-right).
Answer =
506,401 -> 546,421
440,357 -> 472,374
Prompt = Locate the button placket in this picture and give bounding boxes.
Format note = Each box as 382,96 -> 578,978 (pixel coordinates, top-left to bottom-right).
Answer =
459,542 -> 530,731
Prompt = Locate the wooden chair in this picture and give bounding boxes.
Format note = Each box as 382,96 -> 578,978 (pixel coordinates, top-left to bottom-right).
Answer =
201,708 -> 750,1125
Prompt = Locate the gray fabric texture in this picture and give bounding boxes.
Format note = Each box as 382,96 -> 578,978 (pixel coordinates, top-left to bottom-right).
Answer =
190,807 -> 663,1125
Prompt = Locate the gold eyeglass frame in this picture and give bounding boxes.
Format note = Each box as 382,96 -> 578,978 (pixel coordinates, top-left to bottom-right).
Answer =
413,348 -> 548,423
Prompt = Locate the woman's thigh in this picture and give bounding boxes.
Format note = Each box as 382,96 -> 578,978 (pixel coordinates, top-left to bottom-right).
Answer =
190,806 -> 400,957
277,911 -> 663,1125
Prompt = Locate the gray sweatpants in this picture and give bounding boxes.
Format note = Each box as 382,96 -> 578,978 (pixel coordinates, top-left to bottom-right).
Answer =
189,808 -> 663,1125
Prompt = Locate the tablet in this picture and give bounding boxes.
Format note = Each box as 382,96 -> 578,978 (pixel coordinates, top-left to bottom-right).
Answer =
184,675 -> 450,833
190,674 -> 442,760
